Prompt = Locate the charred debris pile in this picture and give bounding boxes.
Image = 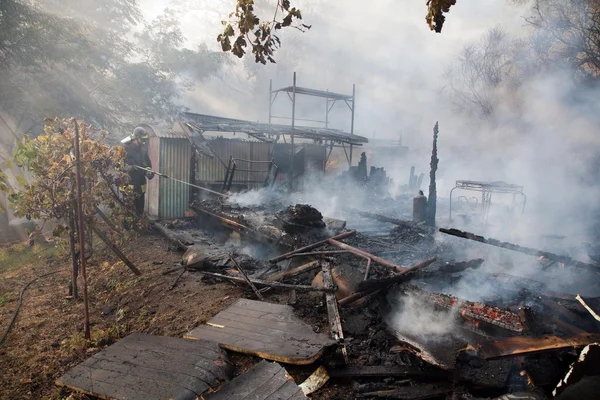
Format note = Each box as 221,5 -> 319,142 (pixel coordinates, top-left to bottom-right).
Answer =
148,196 -> 600,400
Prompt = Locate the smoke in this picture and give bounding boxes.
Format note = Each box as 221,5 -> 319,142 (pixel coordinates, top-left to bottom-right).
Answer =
385,289 -> 459,337
135,1 -> 600,290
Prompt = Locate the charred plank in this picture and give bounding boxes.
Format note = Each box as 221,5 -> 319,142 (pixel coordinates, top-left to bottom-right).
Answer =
439,228 -> 600,273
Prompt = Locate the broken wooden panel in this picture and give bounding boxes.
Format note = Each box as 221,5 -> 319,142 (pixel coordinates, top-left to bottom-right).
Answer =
185,299 -> 336,365
205,360 -> 306,400
299,366 -> 330,395
576,295 -> 600,322
553,343 -> 600,398
388,331 -> 469,370
55,333 -> 232,400
477,333 -> 600,359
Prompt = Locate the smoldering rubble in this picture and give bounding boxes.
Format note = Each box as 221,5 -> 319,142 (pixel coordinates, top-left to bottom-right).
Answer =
56,174 -> 600,400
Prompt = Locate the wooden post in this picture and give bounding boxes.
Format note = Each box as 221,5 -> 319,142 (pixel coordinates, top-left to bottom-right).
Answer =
68,208 -> 78,298
92,226 -> 141,275
73,119 -> 90,339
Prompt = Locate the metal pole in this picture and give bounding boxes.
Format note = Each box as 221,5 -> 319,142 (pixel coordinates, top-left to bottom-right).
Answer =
351,83 -> 355,135
349,144 -> 353,166
289,72 -> 296,191
349,84 -> 356,167
325,90 -> 329,129
73,119 -> 90,339
269,79 -> 273,125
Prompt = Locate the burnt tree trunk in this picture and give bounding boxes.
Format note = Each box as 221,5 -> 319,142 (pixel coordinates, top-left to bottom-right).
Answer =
426,122 -> 439,227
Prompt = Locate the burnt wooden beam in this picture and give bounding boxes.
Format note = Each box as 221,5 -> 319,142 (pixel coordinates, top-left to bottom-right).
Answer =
327,238 -> 407,272
151,222 -> 191,251
229,254 -> 264,301
355,256 -> 438,292
440,228 -> 600,273
426,122 -> 439,227
344,208 -> 433,233
477,333 -> 600,359
168,269 -> 186,290
321,262 -> 348,364
576,294 -> 600,322
192,270 -> 336,293
191,206 -> 275,245
338,257 -> 439,308
398,283 -> 525,334
268,230 -> 357,264
266,260 -> 321,282
328,366 -> 450,380
359,383 -> 452,399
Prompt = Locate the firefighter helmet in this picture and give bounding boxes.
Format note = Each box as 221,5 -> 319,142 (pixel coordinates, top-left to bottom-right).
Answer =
120,126 -> 150,144
133,127 -> 149,141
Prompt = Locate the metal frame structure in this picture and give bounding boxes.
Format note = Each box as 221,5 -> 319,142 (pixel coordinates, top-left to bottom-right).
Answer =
449,180 -> 527,223
269,72 -> 358,189
179,113 -> 366,146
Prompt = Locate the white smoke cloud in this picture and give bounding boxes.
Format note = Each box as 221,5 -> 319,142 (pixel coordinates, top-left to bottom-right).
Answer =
138,1 -> 600,253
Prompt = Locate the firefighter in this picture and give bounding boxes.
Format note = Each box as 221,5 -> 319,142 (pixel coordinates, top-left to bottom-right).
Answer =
120,127 -> 154,216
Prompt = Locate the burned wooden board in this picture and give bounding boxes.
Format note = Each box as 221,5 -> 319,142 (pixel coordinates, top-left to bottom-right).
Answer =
206,360 -> 306,400
576,295 -> 600,322
55,333 -> 232,400
328,365 -> 451,380
358,382 -> 453,399
185,299 -> 336,365
478,333 -> 600,359
554,343 -> 600,397
388,331 -> 468,370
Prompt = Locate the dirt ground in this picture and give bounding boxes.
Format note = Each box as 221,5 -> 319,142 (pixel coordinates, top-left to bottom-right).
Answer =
0,232 -> 359,399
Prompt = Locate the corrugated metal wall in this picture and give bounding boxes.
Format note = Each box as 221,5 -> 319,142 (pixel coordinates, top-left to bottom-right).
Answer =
196,138 -> 274,190
159,139 -> 191,219
196,138 -> 327,192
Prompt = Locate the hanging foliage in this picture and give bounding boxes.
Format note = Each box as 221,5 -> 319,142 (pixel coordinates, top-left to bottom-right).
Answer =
218,0 -> 311,64
426,0 -> 457,33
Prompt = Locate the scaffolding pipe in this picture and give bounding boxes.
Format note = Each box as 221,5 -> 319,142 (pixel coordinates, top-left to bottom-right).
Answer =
289,71 -> 296,192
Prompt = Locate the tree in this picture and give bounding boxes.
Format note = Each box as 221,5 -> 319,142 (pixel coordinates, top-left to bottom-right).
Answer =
442,27 -> 530,118
2,118 -> 141,295
0,0 -> 227,137
527,0 -> 600,78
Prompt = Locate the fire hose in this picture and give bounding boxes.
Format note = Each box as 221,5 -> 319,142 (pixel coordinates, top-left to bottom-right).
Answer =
132,165 -> 229,198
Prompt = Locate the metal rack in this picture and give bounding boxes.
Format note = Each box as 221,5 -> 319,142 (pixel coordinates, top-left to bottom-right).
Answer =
449,180 -> 527,223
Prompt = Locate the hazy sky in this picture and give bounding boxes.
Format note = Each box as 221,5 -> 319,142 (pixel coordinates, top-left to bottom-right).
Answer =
137,1 -> 600,242
137,0 -> 532,146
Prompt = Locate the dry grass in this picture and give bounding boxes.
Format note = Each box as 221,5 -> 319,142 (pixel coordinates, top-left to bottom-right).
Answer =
0,233 -> 244,399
